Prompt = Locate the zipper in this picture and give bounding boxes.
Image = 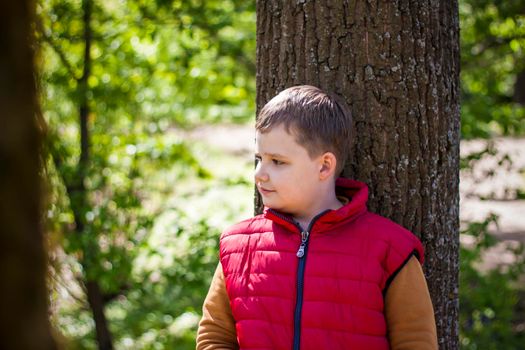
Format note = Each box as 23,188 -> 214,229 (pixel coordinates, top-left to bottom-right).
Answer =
296,231 -> 309,258
269,209 -> 330,350
292,228 -> 309,350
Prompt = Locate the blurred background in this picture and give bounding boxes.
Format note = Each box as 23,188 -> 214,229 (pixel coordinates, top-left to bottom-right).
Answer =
34,0 -> 524,348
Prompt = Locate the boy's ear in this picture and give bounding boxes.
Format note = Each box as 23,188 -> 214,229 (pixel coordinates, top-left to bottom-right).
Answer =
319,152 -> 337,180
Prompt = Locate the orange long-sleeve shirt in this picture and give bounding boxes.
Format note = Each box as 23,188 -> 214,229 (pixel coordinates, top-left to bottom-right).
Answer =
197,256 -> 438,349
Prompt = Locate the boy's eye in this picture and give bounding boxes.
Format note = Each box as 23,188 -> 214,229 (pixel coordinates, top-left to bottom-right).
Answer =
254,156 -> 285,165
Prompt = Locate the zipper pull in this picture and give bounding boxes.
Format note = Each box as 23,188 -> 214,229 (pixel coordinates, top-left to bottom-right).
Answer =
296,231 -> 309,258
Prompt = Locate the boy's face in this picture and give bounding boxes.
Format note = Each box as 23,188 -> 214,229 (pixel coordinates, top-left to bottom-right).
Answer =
255,124 -> 324,218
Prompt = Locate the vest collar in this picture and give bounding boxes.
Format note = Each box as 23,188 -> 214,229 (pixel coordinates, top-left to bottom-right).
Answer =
263,177 -> 369,233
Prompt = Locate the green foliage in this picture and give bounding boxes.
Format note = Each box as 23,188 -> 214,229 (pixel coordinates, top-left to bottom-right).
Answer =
48,141 -> 253,348
459,213 -> 525,349
460,0 -> 525,138
37,0 -> 255,127
38,0 -> 256,348
106,217 -> 220,349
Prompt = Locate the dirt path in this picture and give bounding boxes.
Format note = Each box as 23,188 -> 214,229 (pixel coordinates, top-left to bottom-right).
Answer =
460,138 -> 525,237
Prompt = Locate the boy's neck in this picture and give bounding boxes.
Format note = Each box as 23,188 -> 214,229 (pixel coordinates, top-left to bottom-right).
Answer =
293,190 -> 343,231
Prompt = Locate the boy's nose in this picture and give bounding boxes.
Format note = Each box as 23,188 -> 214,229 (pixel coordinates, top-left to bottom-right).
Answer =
254,163 -> 269,182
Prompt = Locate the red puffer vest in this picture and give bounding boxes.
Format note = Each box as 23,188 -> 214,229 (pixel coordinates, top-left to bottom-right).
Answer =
219,178 -> 424,350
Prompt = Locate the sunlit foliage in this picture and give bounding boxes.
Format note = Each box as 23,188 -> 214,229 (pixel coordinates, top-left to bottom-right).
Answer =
38,0 -> 255,348
460,0 -> 525,138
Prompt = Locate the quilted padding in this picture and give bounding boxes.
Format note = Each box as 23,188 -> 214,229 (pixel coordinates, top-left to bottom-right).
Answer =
220,178 -> 424,350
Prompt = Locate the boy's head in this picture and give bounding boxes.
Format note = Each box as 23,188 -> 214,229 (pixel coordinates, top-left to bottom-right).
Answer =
256,85 -> 353,177
254,85 -> 353,219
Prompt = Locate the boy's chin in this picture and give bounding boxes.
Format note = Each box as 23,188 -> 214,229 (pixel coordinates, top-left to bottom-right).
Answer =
262,201 -> 279,210
263,203 -> 288,213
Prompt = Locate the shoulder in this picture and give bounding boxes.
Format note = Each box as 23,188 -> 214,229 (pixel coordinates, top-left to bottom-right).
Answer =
219,214 -> 274,262
220,214 -> 271,240
360,212 -> 421,242
359,212 -> 425,264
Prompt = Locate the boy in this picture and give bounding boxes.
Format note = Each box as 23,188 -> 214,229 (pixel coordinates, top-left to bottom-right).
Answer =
197,85 -> 438,349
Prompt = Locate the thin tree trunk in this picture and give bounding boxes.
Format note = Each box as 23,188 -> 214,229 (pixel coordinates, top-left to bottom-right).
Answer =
86,281 -> 113,350
0,0 -> 58,349
69,0 -> 113,348
514,70 -> 525,105
255,1 -> 460,348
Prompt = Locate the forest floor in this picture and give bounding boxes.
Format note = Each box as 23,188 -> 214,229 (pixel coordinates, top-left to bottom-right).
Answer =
186,123 -> 525,270
460,137 -> 525,270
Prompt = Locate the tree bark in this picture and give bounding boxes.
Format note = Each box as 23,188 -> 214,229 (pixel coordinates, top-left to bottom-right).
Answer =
0,0 -> 58,349
255,1 -> 460,348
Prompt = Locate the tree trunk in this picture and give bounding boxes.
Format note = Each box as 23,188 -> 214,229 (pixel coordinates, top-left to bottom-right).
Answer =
70,0 -> 113,348
0,0 -> 58,349
255,1 -> 460,348
514,70 -> 525,105
86,281 -> 113,350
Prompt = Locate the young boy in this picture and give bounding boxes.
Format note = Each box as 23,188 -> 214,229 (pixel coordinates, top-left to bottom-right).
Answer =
197,85 -> 438,349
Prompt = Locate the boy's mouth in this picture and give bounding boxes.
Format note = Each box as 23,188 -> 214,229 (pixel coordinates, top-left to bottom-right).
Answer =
258,186 -> 275,195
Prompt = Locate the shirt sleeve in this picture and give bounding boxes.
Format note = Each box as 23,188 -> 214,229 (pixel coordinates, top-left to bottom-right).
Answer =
385,255 -> 438,350
196,262 -> 239,350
